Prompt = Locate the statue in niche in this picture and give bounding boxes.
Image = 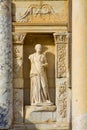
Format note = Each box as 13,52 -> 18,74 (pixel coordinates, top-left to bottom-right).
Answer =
28,44 -> 53,106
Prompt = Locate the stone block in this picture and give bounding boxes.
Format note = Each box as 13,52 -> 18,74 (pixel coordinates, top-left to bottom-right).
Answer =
13,45 -> 23,78
13,78 -> 24,88
13,89 -> 24,123
25,106 -> 56,123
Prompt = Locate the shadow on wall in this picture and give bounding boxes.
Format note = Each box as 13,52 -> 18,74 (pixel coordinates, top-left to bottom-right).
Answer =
0,106 -> 10,129
12,111 -> 39,130
12,109 -> 72,130
12,108 -> 57,130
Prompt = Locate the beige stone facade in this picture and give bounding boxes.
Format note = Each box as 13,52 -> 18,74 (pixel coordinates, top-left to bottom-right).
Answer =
12,0 -> 71,130
0,0 -> 87,130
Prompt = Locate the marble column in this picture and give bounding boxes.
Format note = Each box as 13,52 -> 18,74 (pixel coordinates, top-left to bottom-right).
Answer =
72,0 -> 87,130
0,0 -> 12,129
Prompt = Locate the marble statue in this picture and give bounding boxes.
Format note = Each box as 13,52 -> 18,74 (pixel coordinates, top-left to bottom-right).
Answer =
29,44 -> 53,106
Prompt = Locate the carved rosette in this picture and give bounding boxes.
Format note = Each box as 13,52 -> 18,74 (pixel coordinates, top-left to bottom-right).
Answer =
54,32 -> 69,122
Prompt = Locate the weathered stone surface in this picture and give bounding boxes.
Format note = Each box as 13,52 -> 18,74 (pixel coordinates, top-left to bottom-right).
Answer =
0,0 -> 12,129
12,1 -> 68,24
10,0 -> 71,130
13,45 -> 23,78
72,0 -> 87,130
13,89 -> 24,123
13,78 -> 24,88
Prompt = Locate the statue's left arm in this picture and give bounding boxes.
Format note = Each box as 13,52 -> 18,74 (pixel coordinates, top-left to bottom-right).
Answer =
41,54 -> 48,67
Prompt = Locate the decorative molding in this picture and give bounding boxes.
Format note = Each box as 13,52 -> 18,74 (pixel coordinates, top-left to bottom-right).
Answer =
12,0 -> 68,1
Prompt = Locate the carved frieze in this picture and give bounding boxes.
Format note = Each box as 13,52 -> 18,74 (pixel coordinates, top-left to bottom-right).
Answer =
17,3 -> 56,23
12,1 -> 68,24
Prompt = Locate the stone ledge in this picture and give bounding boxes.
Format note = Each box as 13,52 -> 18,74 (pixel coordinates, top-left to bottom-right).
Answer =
25,105 -> 56,113
11,123 -> 69,130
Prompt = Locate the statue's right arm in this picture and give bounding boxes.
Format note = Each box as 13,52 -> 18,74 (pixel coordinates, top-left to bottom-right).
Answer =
28,55 -> 31,60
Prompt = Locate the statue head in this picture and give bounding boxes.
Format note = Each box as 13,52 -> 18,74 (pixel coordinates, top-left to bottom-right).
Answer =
35,44 -> 42,54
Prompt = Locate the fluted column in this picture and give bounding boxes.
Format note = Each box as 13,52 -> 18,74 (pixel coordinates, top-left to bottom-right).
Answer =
72,0 -> 87,130
0,0 -> 12,129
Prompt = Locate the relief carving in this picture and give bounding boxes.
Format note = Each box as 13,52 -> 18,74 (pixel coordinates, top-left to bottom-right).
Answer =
54,33 -> 68,44
0,0 -> 9,11
58,81 -> 67,118
13,33 -> 26,43
17,3 -> 55,23
13,46 -> 23,78
57,45 -> 67,78
13,1 -> 68,24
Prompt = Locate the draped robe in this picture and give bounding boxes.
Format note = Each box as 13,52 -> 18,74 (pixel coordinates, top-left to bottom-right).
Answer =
29,53 -> 51,105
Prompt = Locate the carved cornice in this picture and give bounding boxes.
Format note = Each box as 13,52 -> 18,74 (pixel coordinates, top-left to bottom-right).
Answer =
12,33 -> 26,44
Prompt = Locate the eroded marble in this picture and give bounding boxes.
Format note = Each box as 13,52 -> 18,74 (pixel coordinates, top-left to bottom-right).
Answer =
0,0 -> 12,129
13,89 -> 24,123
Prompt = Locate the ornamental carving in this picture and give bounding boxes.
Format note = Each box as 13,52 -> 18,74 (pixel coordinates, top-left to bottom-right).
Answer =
17,3 -> 55,23
13,1 -> 68,24
13,33 -> 26,43
13,46 -> 23,78
57,44 -> 67,78
58,81 -> 67,118
0,0 -> 9,11
54,33 -> 68,44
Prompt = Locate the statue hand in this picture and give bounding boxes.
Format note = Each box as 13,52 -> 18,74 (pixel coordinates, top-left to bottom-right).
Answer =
41,63 -> 48,67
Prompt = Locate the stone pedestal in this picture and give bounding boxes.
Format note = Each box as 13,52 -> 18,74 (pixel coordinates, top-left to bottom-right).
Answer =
72,0 -> 87,130
0,0 -> 12,129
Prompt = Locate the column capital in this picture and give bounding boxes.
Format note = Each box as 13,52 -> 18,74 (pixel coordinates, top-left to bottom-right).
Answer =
53,32 -> 70,44
12,32 -> 27,44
